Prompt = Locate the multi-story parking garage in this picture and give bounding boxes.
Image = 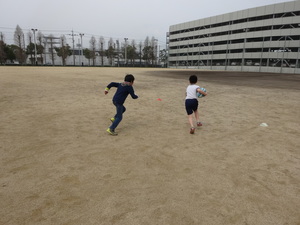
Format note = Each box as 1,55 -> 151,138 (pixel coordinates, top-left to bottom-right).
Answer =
167,1 -> 300,74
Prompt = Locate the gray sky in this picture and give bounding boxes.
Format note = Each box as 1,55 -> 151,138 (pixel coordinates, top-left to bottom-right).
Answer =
0,0 -> 293,48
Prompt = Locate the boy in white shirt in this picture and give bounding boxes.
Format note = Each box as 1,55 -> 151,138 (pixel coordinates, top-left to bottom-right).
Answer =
185,75 -> 207,134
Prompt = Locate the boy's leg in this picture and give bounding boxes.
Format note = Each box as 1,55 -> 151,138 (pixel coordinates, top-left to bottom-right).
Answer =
194,109 -> 199,122
186,99 -> 196,134
194,109 -> 202,126
188,114 -> 196,134
188,110 -> 196,133
188,114 -> 194,128
110,103 -> 125,130
112,104 -> 126,121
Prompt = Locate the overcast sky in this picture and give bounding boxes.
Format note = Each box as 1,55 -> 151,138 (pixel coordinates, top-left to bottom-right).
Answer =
0,0 -> 293,48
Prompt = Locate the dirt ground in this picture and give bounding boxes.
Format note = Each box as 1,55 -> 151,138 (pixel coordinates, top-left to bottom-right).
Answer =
0,66 -> 299,225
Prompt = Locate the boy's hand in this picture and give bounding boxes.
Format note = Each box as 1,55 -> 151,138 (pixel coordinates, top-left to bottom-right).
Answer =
104,87 -> 109,95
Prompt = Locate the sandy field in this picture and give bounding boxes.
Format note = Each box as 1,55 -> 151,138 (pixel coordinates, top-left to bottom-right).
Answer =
0,66 -> 299,225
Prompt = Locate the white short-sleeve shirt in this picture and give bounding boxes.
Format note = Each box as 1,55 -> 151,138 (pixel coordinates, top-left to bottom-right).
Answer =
186,84 -> 200,99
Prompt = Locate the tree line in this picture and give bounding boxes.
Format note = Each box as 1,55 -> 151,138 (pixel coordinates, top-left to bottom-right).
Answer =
0,25 -> 168,67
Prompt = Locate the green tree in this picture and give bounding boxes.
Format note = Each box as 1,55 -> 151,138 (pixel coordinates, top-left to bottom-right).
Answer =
55,35 -> 71,66
127,40 -> 138,66
0,33 -> 6,64
142,36 -> 154,66
83,48 -> 92,66
142,46 -> 152,66
55,44 -> 71,66
26,42 -> 35,65
36,43 -> 44,64
6,45 -> 17,63
127,45 -> 137,66
105,46 -> 116,66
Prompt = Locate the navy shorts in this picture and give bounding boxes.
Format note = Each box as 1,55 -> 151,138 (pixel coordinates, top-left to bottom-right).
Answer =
185,99 -> 198,115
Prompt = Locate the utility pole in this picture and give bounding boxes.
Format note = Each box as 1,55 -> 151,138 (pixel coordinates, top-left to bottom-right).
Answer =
31,28 -> 38,65
68,30 -> 78,66
124,38 -> 128,66
79,33 -> 84,66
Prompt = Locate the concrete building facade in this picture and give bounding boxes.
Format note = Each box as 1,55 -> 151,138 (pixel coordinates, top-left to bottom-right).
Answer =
167,1 -> 300,74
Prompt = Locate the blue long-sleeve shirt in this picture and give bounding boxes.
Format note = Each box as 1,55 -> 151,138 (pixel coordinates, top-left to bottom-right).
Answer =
107,82 -> 138,104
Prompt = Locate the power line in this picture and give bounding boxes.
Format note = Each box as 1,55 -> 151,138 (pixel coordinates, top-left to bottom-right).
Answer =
0,26 -> 166,47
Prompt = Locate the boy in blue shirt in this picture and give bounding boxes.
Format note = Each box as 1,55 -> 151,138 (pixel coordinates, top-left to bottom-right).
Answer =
104,74 -> 138,135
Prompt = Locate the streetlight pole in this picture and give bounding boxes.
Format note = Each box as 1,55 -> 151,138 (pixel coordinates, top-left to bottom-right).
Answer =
79,33 -> 84,66
31,28 -> 38,65
124,38 -> 128,66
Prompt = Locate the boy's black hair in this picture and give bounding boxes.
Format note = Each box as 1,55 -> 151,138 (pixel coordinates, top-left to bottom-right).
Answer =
124,74 -> 135,83
189,75 -> 198,84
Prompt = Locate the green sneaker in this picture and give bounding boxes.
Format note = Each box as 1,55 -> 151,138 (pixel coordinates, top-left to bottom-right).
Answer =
106,128 -> 118,136
110,117 -> 115,123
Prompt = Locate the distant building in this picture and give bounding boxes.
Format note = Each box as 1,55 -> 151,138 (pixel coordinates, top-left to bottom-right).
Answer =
167,1 -> 300,74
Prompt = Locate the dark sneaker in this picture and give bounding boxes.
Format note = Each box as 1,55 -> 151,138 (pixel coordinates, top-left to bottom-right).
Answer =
197,122 -> 203,127
106,128 -> 118,136
190,127 -> 195,134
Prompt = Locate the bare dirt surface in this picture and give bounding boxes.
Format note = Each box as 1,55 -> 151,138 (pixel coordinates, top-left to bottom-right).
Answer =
1,67 -> 299,225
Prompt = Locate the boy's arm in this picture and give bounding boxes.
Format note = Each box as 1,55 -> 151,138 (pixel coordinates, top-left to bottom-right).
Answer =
129,86 -> 138,99
104,82 -> 118,95
197,88 -> 207,96
104,87 -> 109,95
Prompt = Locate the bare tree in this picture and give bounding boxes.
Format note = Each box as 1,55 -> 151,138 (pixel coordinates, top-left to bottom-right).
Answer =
143,36 -> 151,66
36,31 -> 44,64
138,41 -> 142,66
116,40 -> 120,66
26,31 -> 34,64
99,36 -> 105,66
14,25 -> 26,64
49,35 -> 56,65
89,36 -> 96,66
45,34 -> 59,65
106,37 -> 115,66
